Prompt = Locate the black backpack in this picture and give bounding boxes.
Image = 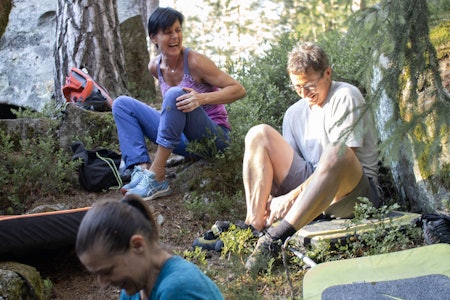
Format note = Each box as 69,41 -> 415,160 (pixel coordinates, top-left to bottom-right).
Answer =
71,142 -> 122,192
415,213 -> 450,244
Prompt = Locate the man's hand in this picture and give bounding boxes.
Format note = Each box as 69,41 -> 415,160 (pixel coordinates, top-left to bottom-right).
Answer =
266,194 -> 295,226
265,182 -> 307,226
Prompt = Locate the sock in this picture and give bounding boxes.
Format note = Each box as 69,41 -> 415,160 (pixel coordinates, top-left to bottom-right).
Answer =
267,219 -> 297,242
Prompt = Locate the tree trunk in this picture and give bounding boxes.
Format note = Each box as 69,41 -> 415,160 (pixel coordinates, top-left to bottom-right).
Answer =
143,0 -> 161,99
139,0 -> 159,32
138,0 -> 160,70
54,0 -> 128,104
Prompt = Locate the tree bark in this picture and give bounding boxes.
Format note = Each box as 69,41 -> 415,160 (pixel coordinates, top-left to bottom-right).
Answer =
138,0 -> 160,66
144,0 -> 161,97
54,0 -> 128,103
139,0 -> 159,32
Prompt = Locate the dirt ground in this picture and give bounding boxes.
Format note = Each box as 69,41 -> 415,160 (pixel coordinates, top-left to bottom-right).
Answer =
19,180 -> 219,299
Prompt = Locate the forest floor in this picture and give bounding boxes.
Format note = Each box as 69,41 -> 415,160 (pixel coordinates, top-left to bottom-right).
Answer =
22,188 -> 215,300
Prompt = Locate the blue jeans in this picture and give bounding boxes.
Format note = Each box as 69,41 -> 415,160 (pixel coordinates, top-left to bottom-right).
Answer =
112,87 -> 230,168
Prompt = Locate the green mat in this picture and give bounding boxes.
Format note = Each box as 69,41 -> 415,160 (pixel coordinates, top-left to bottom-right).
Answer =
302,243 -> 450,300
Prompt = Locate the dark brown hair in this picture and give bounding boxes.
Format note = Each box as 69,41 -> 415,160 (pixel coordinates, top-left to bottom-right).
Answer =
148,7 -> 184,38
76,194 -> 158,256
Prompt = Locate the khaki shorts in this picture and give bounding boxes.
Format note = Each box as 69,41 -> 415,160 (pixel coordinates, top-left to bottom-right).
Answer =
324,174 -> 380,219
272,151 -> 380,219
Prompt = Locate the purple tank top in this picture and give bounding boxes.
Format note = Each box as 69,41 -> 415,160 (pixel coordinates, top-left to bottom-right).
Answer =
157,48 -> 230,130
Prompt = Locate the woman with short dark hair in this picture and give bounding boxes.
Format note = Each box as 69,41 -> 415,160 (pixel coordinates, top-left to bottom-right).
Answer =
114,7 -> 246,201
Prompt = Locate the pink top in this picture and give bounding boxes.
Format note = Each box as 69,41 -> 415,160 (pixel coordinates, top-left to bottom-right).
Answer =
157,48 -> 231,129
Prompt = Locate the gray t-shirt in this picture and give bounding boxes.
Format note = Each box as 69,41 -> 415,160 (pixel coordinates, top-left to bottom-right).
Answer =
282,81 -> 379,180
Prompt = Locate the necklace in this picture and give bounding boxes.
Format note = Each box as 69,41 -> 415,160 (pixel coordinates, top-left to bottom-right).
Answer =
165,55 -> 180,73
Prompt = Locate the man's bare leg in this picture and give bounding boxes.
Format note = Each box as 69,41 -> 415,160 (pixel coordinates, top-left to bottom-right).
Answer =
245,143 -> 364,271
276,143 -> 363,233
243,124 -> 294,231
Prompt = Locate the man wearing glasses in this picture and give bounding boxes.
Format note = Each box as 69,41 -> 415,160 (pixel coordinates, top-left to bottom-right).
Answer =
243,41 -> 380,272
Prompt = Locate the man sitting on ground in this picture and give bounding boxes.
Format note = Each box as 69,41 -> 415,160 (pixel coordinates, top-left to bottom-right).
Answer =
243,41 -> 380,271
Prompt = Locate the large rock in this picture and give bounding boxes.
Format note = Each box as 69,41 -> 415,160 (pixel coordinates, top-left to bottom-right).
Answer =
372,55 -> 450,213
0,262 -> 45,300
0,0 -> 56,112
0,0 -> 152,113
58,104 -> 118,150
0,104 -> 118,152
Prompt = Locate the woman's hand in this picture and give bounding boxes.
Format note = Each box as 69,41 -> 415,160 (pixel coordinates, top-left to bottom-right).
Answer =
176,87 -> 201,112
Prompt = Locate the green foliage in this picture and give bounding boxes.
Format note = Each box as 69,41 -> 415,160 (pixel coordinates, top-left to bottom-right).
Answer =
0,105 -> 82,214
220,278 -> 264,300
428,0 -> 450,22
71,111 -> 119,151
315,0 -> 450,196
306,199 -> 424,263
182,0 -> 448,220
429,21 -> 450,59
197,199 -> 424,299
238,33 -> 299,129
43,278 -> 54,299
342,0 -> 449,179
220,224 -> 255,257
15,102 -> 119,151
185,129 -> 228,162
0,130 -> 79,214
343,199 -> 423,256
126,81 -> 157,105
318,28 -> 373,91
443,198 -> 450,211
180,246 -> 208,266
12,102 -> 64,121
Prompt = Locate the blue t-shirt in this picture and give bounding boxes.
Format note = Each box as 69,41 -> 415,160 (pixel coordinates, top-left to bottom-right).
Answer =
119,256 -> 224,300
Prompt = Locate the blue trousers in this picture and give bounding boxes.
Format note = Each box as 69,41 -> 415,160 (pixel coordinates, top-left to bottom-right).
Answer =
112,87 -> 230,168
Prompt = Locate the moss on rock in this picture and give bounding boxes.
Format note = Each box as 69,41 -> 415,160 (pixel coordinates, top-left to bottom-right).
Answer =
0,0 -> 12,39
0,261 -> 45,300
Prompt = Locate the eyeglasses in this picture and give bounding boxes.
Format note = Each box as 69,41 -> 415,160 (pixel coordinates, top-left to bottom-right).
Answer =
289,71 -> 324,93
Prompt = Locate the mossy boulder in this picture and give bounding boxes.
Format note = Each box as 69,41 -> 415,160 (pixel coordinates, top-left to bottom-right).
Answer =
0,262 -> 45,300
58,104 -> 119,151
0,0 -> 12,39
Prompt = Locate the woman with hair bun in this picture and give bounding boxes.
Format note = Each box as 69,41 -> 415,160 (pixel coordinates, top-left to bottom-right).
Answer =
76,194 -> 224,299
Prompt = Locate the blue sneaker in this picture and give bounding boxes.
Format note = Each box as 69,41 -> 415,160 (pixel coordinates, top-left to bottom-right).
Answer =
120,165 -> 145,195
126,170 -> 171,200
